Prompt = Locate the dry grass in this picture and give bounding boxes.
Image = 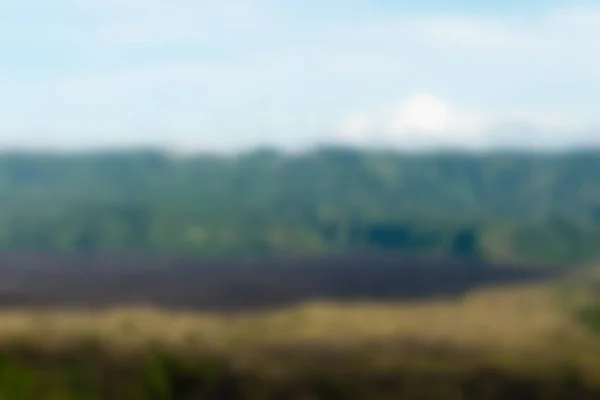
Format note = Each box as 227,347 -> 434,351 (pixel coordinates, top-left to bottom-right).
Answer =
0,269 -> 599,399
0,269 -> 598,380
0,280 -> 592,353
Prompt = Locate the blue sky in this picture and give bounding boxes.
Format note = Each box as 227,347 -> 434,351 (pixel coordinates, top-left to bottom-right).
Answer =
0,0 -> 599,152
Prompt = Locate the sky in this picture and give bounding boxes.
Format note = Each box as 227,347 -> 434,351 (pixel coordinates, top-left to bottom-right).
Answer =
0,0 -> 599,152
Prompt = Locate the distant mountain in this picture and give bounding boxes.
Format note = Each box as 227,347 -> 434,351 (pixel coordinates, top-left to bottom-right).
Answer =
0,147 -> 599,264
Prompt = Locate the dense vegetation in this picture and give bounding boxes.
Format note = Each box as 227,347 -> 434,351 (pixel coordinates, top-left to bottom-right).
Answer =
1,147 -> 600,263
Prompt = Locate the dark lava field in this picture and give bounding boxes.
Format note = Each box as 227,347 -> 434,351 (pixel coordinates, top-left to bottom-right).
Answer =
0,253 -> 560,311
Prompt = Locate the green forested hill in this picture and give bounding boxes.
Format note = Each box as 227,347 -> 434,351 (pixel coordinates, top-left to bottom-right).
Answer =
0,147 -> 600,263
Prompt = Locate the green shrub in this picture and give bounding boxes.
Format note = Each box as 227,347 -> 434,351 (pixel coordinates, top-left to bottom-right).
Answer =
577,303 -> 600,333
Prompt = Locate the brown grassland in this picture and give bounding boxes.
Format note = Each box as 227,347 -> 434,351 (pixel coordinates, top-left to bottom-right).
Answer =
0,269 -> 598,398
0,257 -> 599,398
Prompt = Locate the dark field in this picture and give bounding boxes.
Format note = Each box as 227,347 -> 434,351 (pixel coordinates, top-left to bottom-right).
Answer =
0,252 -> 561,311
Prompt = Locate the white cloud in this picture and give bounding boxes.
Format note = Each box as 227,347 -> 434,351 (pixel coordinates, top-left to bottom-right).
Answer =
331,93 -> 599,150
384,94 -> 485,136
331,94 -> 490,149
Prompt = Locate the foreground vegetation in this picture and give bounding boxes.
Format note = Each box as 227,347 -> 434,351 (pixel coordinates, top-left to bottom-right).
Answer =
1,148 -> 600,263
0,344 -> 599,400
0,272 -> 598,399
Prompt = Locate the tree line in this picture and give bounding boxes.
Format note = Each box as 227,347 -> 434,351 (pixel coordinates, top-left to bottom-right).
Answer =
0,147 -> 599,263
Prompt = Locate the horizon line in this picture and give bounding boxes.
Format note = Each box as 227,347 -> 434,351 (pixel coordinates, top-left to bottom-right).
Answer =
0,143 -> 599,158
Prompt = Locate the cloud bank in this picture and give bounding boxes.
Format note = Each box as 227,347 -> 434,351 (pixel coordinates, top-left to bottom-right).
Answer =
330,93 -> 599,150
